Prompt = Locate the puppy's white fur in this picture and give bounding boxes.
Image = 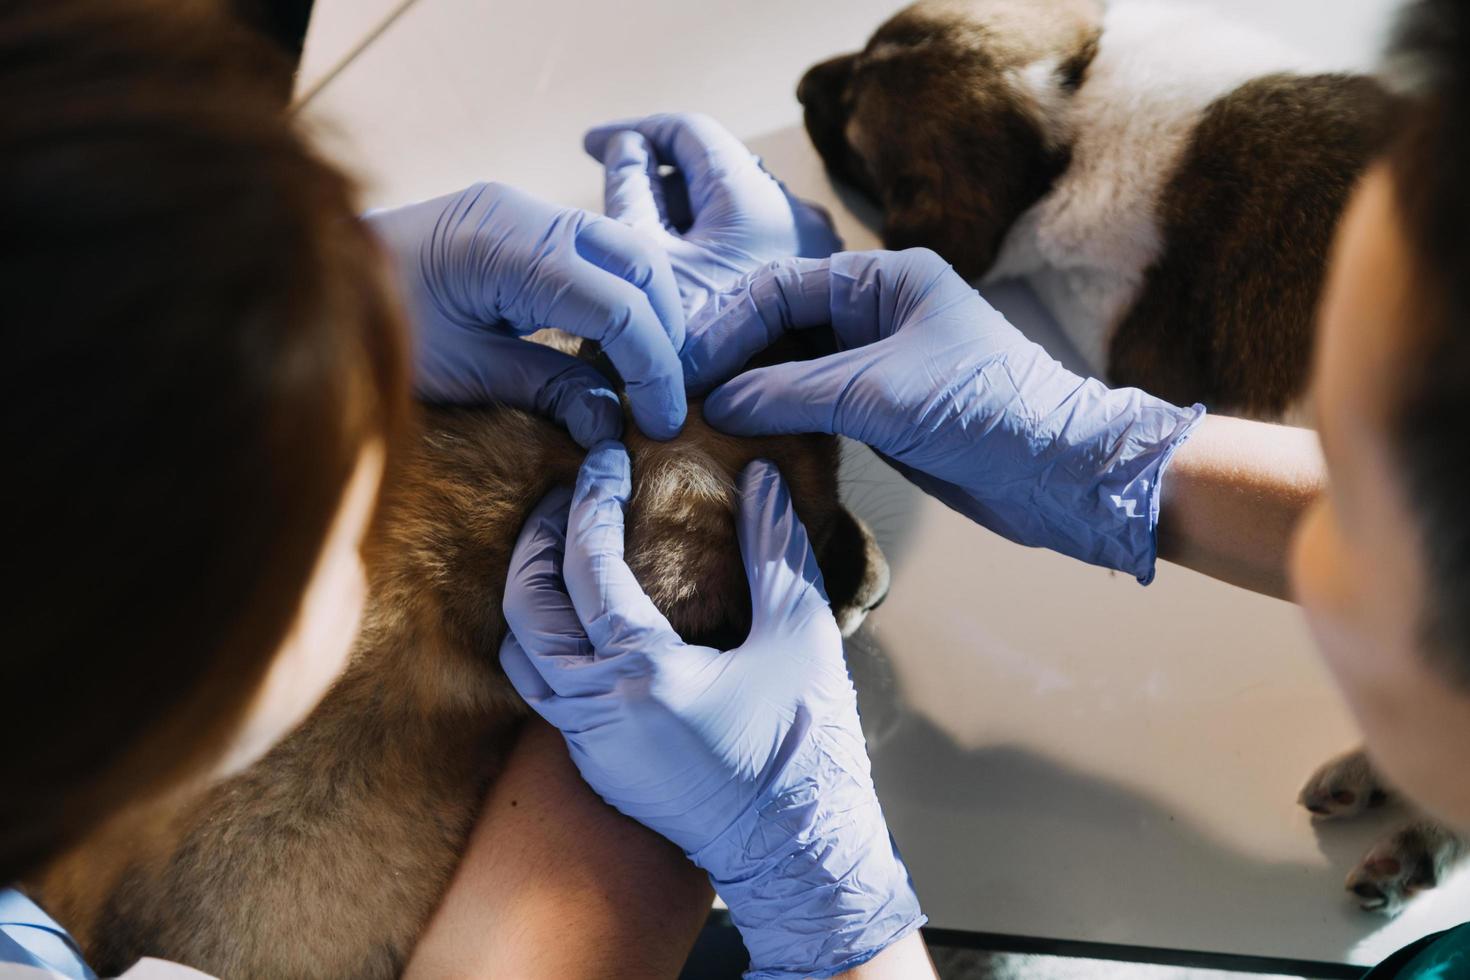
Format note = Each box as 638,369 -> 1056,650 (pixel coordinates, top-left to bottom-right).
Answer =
985,2 -> 1316,376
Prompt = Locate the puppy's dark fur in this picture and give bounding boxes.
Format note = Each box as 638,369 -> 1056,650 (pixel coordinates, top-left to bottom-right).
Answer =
799,0 -> 1400,418
1112,73 -> 1399,413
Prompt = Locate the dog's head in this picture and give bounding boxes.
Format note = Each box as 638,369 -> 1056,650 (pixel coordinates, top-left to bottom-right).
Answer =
799,0 -> 1103,278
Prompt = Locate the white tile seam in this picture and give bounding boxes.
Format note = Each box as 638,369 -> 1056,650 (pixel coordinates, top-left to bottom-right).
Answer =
291,0 -> 426,114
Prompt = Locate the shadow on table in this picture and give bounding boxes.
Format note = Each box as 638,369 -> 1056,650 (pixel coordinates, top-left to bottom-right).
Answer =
842,623 -> 1409,973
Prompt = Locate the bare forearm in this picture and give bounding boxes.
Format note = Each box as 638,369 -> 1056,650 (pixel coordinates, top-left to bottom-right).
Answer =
404,718 -> 712,980
1157,414 -> 1324,600
829,931 -> 937,979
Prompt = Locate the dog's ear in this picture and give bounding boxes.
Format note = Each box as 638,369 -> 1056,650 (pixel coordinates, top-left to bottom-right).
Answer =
878,80 -> 1080,281
799,53 -> 879,197
879,167 -> 995,276
798,52 -> 857,113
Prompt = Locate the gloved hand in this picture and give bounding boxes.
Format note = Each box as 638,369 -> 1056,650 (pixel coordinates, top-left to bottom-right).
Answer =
364,182 -> 686,444
681,249 -> 1207,583
584,113 -> 842,318
499,443 -> 924,980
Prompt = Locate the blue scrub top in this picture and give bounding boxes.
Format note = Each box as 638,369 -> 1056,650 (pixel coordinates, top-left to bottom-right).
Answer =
1365,921 -> 1470,979
0,889 -> 95,980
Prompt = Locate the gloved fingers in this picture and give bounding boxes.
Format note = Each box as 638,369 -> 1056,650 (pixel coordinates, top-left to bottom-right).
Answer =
586,113 -> 760,218
789,191 -> 844,259
589,283 -> 687,440
562,441 -> 686,657
735,460 -> 834,639
500,635 -> 634,735
765,169 -> 843,258
554,224 -> 687,440
598,129 -> 674,235
572,216 -> 686,351
701,349 -> 875,439
498,633 -> 556,707
684,248 -> 973,395
503,485 -> 661,699
826,248 -> 966,349
418,333 -> 623,448
501,485 -> 591,662
680,257 -> 834,394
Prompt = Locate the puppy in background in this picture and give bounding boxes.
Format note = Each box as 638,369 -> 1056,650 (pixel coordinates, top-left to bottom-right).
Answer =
799,0 -> 1396,420
799,0 -> 1456,916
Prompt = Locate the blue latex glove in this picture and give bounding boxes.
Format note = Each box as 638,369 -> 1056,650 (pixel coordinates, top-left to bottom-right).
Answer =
499,444 -> 925,979
681,249 -> 1207,583
0,889 -> 95,979
364,182 -> 686,443
584,113 -> 842,317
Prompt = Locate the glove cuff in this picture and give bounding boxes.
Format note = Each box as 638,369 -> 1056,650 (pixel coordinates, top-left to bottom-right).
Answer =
1100,396 -> 1207,584
691,738 -> 926,980
900,392 -> 1205,584
1023,390 -> 1205,584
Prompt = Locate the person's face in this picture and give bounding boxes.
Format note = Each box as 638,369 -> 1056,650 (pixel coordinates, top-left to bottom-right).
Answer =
1290,165 -> 1470,828
210,442 -> 385,779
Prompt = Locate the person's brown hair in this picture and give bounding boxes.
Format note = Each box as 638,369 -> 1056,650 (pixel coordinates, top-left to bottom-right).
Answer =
1383,0 -> 1470,682
0,0 -> 408,881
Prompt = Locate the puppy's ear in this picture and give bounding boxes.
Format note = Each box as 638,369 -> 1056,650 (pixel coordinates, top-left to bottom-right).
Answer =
799,53 -> 876,196
881,165 -> 1006,280
797,52 -> 857,111
880,94 -> 1075,281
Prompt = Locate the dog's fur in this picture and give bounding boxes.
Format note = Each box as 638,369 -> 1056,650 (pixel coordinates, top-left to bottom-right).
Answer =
28,336 -> 890,976
799,0 -> 1399,419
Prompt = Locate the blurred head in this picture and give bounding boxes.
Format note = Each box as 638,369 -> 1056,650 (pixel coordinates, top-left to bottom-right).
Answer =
1290,0 -> 1470,828
0,1 -> 407,880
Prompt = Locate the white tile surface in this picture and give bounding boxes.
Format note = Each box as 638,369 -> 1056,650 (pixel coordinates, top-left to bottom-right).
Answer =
300,0 -> 1469,967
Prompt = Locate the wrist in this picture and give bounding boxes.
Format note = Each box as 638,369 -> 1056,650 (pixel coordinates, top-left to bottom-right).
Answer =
690,738 -> 925,980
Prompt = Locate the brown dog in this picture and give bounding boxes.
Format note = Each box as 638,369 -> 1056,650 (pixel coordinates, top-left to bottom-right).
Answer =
798,0 -> 1398,419
28,336 -> 890,977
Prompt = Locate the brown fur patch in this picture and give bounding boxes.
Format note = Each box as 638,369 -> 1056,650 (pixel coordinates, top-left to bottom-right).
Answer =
1108,73 -> 1399,416
32,402 -> 887,977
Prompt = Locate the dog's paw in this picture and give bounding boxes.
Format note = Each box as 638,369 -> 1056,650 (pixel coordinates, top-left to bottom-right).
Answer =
1299,748 -> 1391,819
1346,822 -> 1466,915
